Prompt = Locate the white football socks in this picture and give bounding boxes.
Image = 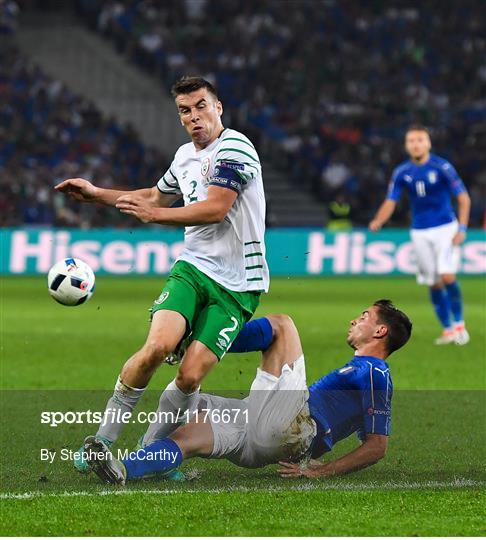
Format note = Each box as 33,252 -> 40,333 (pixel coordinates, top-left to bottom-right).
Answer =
142,379 -> 200,446
96,376 -> 146,443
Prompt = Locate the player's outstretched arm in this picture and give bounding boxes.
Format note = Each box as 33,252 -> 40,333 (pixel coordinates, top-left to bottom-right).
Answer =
369,199 -> 396,231
278,434 -> 388,478
116,185 -> 237,225
55,179 -> 179,208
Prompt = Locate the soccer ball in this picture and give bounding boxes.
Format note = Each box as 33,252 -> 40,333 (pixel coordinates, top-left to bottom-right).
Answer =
47,258 -> 95,306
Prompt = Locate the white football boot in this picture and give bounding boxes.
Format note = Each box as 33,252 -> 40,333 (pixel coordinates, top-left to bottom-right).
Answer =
454,322 -> 470,346
434,329 -> 456,345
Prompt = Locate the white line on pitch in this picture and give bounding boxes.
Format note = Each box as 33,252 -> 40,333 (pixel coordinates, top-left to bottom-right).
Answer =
1,478 -> 484,500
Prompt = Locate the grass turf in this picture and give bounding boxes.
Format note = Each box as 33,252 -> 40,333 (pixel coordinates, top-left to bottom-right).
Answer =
1,276 -> 485,535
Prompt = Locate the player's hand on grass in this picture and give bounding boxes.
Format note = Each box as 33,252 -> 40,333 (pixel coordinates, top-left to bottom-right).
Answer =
452,231 -> 466,246
116,195 -> 157,223
368,219 -> 382,232
55,178 -> 99,202
278,459 -> 326,479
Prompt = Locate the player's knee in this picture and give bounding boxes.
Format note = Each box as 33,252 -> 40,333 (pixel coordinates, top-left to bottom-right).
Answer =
175,366 -> 202,394
267,314 -> 297,340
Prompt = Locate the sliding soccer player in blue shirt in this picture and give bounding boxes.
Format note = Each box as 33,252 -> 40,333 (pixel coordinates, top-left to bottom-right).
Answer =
370,125 -> 471,345
84,301 -> 411,484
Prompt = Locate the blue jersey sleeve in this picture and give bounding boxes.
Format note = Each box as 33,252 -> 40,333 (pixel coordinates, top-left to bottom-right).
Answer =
440,161 -> 466,196
386,168 -> 404,201
361,365 -> 392,436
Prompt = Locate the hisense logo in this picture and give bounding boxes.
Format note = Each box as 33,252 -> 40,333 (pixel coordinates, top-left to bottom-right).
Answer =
7,231 -> 184,274
2,230 -> 484,276
306,232 -> 484,275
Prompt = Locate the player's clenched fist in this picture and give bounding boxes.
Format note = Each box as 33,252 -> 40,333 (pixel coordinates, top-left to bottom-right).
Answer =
54,178 -> 99,202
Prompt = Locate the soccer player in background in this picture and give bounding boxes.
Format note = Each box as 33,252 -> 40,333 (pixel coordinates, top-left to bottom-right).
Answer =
84,300 -> 412,484
369,125 -> 471,345
55,77 -> 269,473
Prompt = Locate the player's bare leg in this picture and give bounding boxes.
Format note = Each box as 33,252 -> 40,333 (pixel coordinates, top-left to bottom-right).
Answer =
120,310 -> 187,387
259,314 -> 303,375
441,273 -> 469,345
142,340 -> 218,445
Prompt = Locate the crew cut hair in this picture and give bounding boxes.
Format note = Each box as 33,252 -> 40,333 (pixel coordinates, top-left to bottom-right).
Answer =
405,124 -> 430,136
171,76 -> 219,100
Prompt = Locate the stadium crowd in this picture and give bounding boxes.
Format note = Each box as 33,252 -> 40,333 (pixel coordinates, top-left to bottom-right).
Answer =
1,0 -> 485,227
0,42 -> 170,227
75,0 -> 486,227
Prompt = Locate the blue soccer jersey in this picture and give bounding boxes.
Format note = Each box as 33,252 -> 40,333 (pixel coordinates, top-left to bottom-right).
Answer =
308,355 -> 392,458
387,153 -> 466,229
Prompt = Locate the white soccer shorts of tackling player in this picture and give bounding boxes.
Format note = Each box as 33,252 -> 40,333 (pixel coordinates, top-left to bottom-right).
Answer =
410,220 -> 460,286
198,356 -> 316,468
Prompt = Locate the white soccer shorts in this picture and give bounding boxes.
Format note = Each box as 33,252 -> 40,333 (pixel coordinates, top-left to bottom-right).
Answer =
410,220 -> 460,286
199,356 -> 316,468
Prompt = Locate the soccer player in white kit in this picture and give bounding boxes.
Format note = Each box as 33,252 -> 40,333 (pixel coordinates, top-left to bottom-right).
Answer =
55,77 -> 269,473
369,125 -> 471,345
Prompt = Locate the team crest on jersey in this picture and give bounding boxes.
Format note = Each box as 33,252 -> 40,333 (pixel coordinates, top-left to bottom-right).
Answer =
428,171 -> 437,183
201,157 -> 210,177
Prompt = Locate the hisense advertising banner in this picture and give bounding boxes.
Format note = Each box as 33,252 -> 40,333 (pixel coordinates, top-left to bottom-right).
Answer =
1,228 -> 485,276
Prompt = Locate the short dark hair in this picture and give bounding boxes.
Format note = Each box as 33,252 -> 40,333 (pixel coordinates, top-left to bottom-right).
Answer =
405,124 -> 430,136
171,76 -> 219,99
373,299 -> 412,354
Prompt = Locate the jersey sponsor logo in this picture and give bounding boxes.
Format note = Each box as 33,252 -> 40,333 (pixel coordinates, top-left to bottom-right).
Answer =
428,171 -> 437,183
201,157 -> 210,177
404,174 -> 413,183
373,367 -> 388,376
368,408 -> 390,416
216,337 -> 228,351
338,366 -> 354,374
154,291 -> 170,305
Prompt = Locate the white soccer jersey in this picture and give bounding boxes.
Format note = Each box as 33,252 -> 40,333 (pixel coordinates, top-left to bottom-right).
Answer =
156,128 -> 269,293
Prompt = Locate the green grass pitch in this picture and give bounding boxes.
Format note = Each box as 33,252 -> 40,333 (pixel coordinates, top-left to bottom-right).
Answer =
1,275 -> 485,536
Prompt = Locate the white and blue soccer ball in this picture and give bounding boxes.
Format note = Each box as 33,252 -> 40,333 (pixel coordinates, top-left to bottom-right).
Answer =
47,258 -> 95,306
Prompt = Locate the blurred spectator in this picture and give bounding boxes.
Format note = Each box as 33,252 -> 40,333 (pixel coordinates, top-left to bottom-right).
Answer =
326,192 -> 352,231
2,0 -> 485,228
0,44 -> 169,227
0,0 -> 19,35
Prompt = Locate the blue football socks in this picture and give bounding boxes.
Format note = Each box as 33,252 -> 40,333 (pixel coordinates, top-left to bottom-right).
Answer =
123,438 -> 183,479
444,281 -> 464,323
229,317 -> 273,353
429,287 -> 452,329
